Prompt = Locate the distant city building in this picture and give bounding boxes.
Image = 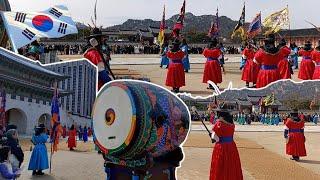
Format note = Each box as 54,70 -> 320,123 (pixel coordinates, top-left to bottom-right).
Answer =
45,59 -> 97,120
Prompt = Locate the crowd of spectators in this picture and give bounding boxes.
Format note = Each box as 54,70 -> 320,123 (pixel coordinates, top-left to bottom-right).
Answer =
30,43 -> 242,55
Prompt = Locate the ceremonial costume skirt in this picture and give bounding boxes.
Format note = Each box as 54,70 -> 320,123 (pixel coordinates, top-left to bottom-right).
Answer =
298,59 -> 315,80
166,62 -> 185,88
278,59 -> 291,79
210,141 -> 243,180
241,59 -> 260,83
256,65 -> 280,88
286,132 -> 307,157
312,65 -> 320,79
68,136 -> 77,148
28,144 -> 49,170
203,59 -> 222,84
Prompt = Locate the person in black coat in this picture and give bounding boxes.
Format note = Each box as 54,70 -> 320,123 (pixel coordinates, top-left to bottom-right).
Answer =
4,129 -> 24,169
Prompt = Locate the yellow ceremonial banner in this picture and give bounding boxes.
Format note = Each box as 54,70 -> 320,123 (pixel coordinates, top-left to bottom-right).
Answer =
158,30 -> 164,46
263,94 -> 275,106
231,27 -> 247,40
158,5 -> 166,46
263,7 -> 289,35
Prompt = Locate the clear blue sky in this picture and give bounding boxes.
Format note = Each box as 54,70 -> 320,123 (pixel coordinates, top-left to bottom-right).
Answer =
8,0 -> 319,29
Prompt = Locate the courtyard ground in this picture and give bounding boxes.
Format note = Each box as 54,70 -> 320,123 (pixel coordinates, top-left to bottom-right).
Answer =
18,123 -> 320,180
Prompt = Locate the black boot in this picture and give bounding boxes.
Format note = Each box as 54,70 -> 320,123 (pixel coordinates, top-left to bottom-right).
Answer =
32,170 -> 37,176
37,170 -> 44,175
246,82 -> 249,88
207,84 -> 214,90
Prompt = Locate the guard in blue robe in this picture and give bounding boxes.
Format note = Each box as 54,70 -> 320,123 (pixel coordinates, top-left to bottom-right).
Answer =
28,124 -> 49,176
274,114 -> 280,126
83,126 -> 88,143
290,43 -> 299,69
160,42 -> 170,68
239,113 -> 246,125
78,126 -> 83,141
313,114 -> 319,125
260,114 -> 265,124
181,39 -> 190,72
240,45 -> 246,70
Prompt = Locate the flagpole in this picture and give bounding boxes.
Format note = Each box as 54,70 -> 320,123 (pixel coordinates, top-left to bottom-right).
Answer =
49,81 -> 58,174
287,4 -> 292,43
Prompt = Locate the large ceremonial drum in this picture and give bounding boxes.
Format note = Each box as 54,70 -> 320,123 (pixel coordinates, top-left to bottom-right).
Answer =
92,80 -> 190,169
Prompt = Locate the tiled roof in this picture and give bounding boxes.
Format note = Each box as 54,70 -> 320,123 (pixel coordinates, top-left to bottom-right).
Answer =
0,47 -> 66,79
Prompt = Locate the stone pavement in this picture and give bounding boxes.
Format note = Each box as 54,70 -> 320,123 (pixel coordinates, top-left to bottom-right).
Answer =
18,124 -> 320,180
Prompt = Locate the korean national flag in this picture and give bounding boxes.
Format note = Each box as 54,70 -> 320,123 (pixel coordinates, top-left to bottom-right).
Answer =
0,5 -> 78,50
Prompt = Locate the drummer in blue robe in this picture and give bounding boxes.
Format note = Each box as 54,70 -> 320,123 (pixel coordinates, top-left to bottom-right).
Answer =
180,39 -> 190,72
160,41 -> 170,69
260,114 -> 265,124
28,124 -> 49,176
274,113 -> 280,126
264,113 -> 269,125
271,114 -> 275,125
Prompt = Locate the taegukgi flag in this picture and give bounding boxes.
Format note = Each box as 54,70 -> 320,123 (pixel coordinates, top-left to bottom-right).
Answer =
0,5 -> 78,51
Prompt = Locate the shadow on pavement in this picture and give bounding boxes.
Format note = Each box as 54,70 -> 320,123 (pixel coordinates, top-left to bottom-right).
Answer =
299,160 -> 320,165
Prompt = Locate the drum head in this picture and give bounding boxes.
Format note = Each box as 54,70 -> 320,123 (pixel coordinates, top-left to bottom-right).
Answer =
93,86 -> 136,154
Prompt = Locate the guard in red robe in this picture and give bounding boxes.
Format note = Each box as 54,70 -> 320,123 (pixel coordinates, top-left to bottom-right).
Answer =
210,109 -> 243,180
166,39 -> 186,93
254,34 -> 281,88
311,41 -> 320,79
88,127 -> 93,137
284,110 -> 307,161
202,38 -> 223,89
298,41 -> 315,80
84,28 -> 113,90
241,42 -> 259,88
67,125 -> 77,151
278,39 -> 292,79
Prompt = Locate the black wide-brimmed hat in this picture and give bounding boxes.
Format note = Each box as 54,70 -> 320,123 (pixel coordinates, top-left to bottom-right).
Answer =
36,124 -> 45,129
279,38 -> 286,46
86,28 -> 104,39
210,38 -> 218,46
6,124 -> 17,131
304,41 -> 312,48
213,103 -> 232,119
290,109 -> 299,117
264,33 -> 276,43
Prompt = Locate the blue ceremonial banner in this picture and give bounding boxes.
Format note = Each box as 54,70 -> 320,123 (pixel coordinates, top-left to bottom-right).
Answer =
247,13 -> 262,38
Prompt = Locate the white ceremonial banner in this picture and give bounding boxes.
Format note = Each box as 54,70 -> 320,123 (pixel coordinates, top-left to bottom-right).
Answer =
0,5 -> 78,52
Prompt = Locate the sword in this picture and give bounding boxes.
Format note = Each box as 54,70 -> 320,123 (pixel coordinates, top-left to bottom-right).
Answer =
200,119 -> 216,143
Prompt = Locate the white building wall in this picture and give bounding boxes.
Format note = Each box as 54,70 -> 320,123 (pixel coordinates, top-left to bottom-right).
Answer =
5,93 -> 91,135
